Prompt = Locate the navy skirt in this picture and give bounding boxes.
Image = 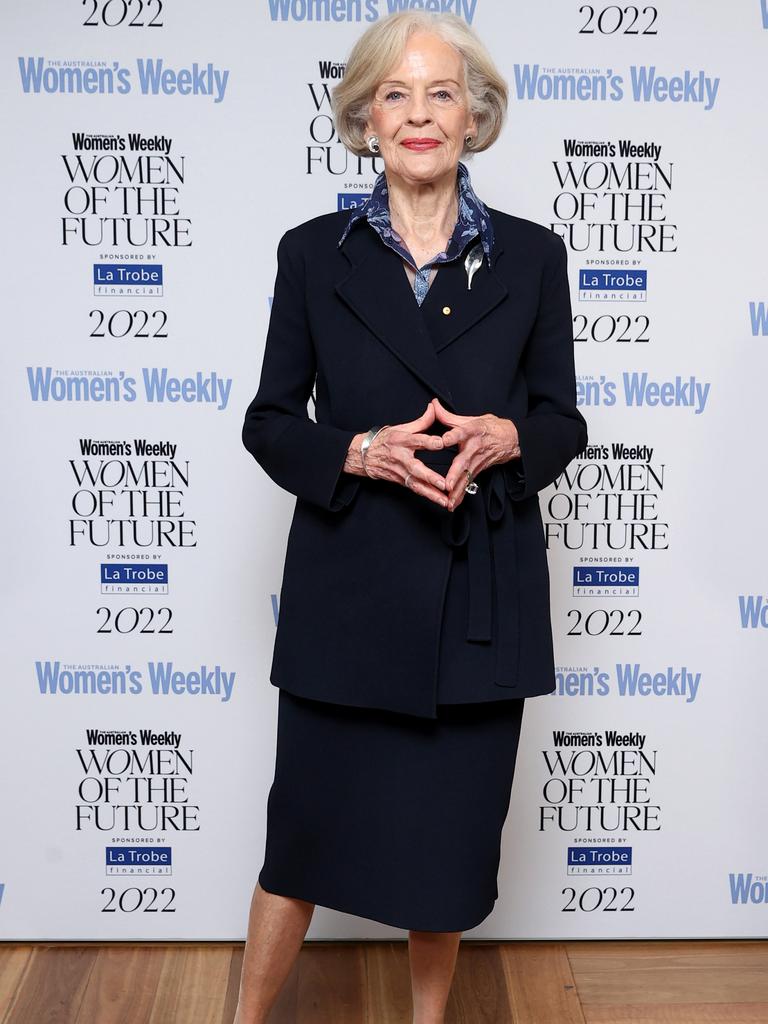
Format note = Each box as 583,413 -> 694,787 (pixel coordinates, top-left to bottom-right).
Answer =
257,681 -> 526,932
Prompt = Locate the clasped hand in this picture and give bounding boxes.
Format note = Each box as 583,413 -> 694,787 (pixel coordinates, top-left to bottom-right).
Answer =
358,397 -> 521,512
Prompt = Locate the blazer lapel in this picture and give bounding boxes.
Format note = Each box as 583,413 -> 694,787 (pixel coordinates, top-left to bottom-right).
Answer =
423,239 -> 508,353
336,225 -> 457,409
336,222 -> 510,404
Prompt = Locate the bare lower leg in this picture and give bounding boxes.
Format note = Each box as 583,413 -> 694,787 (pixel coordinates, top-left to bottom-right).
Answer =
233,880 -> 315,1024
408,929 -> 462,1024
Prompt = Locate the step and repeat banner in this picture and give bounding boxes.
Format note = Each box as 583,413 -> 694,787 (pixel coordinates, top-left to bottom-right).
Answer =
1,1 -> 766,941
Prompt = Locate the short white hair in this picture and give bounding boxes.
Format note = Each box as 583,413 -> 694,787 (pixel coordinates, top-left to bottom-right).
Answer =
332,11 -> 508,159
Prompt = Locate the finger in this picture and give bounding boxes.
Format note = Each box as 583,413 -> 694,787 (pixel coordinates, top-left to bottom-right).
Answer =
439,425 -> 467,448
404,468 -> 449,506
444,447 -> 480,491
431,396 -> 465,426
404,431 -> 444,450
421,400 -> 436,424
447,476 -> 465,508
443,417 -> 491,447
445,459 -> 475,506
442,464 -> 467,510
402,402 -> 436,430
405,459 -> 447,492
447,489 -> 465,512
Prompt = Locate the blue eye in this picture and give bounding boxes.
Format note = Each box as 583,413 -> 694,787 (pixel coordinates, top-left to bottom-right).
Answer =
384,90 -> 404,101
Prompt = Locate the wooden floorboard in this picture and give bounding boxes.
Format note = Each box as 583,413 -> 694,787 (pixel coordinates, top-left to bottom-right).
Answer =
0,940 -> 765,1023
449,942 -> 516,1023
500,941 -> 586,1024
2,945 -> 98,1024
583,1006 -> 768,1023
565,940 -> 768,1024
366,941 -> 412,1023
0,947 -> 33,1024
296,943 -> 367,1024
144,945 -> 233,1024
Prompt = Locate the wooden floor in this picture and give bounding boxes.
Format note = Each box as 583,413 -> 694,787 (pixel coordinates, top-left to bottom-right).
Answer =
0,940 -> 766,1023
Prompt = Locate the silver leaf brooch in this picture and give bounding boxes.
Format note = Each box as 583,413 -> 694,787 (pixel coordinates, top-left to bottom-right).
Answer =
464,241 -> 484,291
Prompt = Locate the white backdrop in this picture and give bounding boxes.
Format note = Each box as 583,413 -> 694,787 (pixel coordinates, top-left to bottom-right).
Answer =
1,0 -> 766,940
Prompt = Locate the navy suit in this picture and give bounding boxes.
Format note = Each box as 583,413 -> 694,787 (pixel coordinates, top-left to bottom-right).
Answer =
242,207 -> 588,719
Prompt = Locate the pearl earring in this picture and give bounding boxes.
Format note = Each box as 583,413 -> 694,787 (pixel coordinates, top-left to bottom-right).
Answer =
366,135 -> 380,154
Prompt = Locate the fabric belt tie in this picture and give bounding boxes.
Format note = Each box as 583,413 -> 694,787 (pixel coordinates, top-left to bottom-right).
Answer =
439,464 -> 520,687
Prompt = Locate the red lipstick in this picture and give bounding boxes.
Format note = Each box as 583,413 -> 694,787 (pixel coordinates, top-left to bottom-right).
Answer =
401,138 -> 441,151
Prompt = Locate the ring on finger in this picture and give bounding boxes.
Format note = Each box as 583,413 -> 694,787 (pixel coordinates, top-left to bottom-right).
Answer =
465,469 -> 478,495
405,472 -> 413,489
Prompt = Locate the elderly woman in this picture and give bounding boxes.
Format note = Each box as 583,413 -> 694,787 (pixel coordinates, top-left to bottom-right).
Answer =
235,10 -> 587,1024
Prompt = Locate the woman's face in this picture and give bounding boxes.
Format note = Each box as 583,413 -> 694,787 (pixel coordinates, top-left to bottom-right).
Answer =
365,31 -> 477,187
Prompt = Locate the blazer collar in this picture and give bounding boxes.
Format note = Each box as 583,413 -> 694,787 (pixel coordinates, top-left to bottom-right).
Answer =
336,218 -> 507,409
337,161 -> 496,270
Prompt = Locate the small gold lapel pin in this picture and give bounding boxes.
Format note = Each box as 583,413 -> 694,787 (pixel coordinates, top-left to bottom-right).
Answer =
464,242 -> 484,291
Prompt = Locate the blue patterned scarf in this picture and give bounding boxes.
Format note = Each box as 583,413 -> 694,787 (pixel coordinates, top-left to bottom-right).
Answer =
338,161 -> 495,305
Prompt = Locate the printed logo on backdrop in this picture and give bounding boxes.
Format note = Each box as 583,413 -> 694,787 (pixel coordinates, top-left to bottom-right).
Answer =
62,133 -> 190,248
513,67 -> 719,110
53,133 -> 181,376
572,565 -> 639,598
63,134 -> 184,352
338,192 -> 371,211
93,264 -> 164,295
730,874 -> 768,905
68,438 -> 194,547
304,58 -> 379,212
78,729 -> 193,914
576,375 -> 709,413
68,438 -> 189,634
307,59 -> 380,182
549,441 -> 667,549
749,302 -> 768,335
101,564 -> 169,595
540,731 -> 659,831
551,140 -> 676,368
106,846 -> 172,875
36,663 -> 236,702
567,846 -> 632,876
554,666 -> 700,702
549,139 -> 676,258
539,730 -> 658,914
545,440 -> 665,641
739,595 -> 768,629
76,730 -> 196,831
26,370 -> 231,408
18,60 -> 228,102
269,0 -> 479,23
579,269 -> 646,303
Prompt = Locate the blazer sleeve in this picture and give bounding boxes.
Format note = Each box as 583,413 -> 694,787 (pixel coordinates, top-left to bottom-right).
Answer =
242,228 -> 362,512
505,233 -> 588,500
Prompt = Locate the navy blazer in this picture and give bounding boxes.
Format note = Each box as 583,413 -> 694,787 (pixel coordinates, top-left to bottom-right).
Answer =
242,206 -> 588,719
